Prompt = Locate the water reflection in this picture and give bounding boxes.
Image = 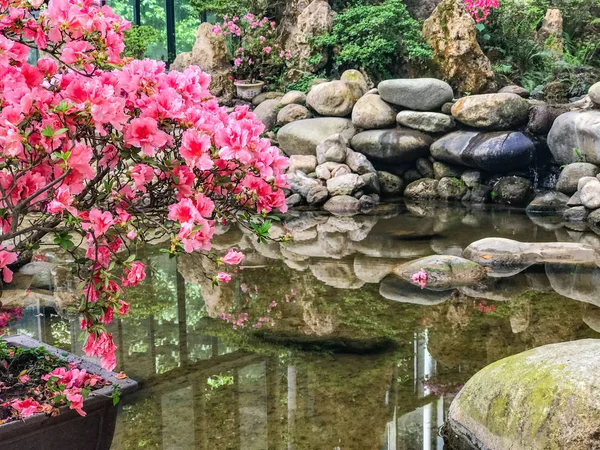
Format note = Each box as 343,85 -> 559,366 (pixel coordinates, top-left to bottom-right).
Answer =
3,203 -> 600,450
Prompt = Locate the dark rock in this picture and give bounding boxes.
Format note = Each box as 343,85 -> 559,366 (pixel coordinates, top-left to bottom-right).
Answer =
404,178 -> 439,199
433,161 -> 464,179
416,158 -> 434,178
377,171 -> 404,196
564,206 -> 588,222
491,176 -> 534,206
437,177 -> 468,200
525,191 -> 570,215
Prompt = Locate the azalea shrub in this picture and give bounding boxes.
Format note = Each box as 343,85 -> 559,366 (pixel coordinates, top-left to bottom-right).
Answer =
0,0 -> 289,376
0,342 -> 109,421
211,13 -> 291,83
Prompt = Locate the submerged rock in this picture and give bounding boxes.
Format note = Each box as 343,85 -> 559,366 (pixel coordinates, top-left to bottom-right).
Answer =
378,78 -> 453,111
491,177 -> 533,206
278,118 -> 356,156
394,255 -> 486,289
447,340 -> 600,450
323,195 -> 362,215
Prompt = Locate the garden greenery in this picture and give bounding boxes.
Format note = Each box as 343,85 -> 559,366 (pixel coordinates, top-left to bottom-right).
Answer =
315,0 -> 432,81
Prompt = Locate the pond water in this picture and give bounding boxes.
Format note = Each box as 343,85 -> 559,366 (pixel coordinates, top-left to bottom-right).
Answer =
5,201 -> 600,450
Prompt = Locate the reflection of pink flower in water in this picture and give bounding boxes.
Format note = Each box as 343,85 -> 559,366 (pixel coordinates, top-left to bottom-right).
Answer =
411,269 -> 428,289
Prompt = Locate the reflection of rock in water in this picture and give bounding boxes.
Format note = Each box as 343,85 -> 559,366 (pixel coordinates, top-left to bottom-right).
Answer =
583,306 -> 600,333
301,301 -> 338,336
380,274 -> 455,305
546,263 -> 600,307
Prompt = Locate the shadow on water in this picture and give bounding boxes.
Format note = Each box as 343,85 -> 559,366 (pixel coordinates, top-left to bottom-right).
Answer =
4,201 -> 600,449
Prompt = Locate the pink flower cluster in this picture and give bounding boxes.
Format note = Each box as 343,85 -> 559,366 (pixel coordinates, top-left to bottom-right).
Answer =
0,0 -> 289,372
411,269 -> 428,289
210,13 -> 291,82
7,365 -> 104,419
463,0 -> 499,22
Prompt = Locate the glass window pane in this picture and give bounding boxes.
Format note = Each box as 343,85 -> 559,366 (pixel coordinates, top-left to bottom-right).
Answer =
109,0 -> 135,22
175,0 -> 200,54
140,0 -> 168,61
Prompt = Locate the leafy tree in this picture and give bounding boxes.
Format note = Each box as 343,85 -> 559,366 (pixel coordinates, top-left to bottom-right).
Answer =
315,0 -> 432,81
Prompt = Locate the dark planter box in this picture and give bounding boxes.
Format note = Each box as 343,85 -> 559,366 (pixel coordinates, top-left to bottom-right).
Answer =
0,335 -> 138,450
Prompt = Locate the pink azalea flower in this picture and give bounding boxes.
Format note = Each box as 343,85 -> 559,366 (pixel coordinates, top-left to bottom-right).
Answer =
82,332 -> 117,371
222,249 -> 244,265
66,390 -> 86,416
123,117 -> 170,156
47,186 -> 78,216
10,398 -> 40,418
122,262 -> 146,287
216,272 -> 231,283
82,208 -> 114,236
0,248 -> 18,283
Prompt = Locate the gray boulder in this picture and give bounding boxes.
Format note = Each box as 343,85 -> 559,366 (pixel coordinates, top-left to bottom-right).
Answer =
447,340 -> 600,450
345,149 -> 376,174
280,90 -> 307,106
278,118 -> 356,156
404,178 -> 439,199
416,158 -> 435,178
451,93 -> 530,130
306,185 -> 329,206
525,191 -> 570,215
316,133 -> 348,164
431,131 -> 535,172
306,80 -> 358,117
252,91 -> 283,106
580,178 -> 600,210
377,171 -> 404,196
351,94 -> 396,129
394,255 -> 486,289
589,82 -> 600,106
433,162 -> 463,179
288,155 -> 318,174
498,85 -> 530,98
253,99 -> 280,131
326,173 -> 364,196
277,104 -> 311,126
556,162 -> 600,194
396,111 -> 455,133
350,128 -> 433,164
378,78 -> 453,111
461,170 -> 482,187
323,195 -> 362,216
437,177 -> 467,200
548,111 -> 600,164
315,162 -> 352,180
359,172 -> 380,194
564,206 -> 588,222
287,170 -> 321,197
286,193 -> 302,207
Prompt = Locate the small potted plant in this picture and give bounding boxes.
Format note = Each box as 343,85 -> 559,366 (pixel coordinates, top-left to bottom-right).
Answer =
0,334 -> 138,450
211,13 -> 292,100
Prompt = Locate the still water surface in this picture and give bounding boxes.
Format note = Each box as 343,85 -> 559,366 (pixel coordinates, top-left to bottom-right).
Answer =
6,202 -> 600,450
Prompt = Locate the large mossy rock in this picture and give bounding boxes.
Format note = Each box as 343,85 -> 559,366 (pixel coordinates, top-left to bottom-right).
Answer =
451,93 -> 530,130
447,340 -> 600,450
431,131 -> 535,172
377,78 -> 453,111
277,118 -> 356,156
350,128 -> 433,164
422,0 -> 494,94
548,111 -> 600,164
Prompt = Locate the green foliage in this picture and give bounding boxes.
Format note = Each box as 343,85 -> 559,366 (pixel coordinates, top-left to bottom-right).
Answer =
280,73 -> 321,93
123,25 -> 161,59
481,0 -> 600,96
315,0 -> 431,81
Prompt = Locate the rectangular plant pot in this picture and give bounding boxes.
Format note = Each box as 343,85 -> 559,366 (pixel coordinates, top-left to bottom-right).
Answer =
0,335 -> 138,450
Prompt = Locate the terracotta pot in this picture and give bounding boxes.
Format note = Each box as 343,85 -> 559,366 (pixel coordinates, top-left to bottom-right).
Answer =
234,80 -> 265,100
0,335 -> 138,450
